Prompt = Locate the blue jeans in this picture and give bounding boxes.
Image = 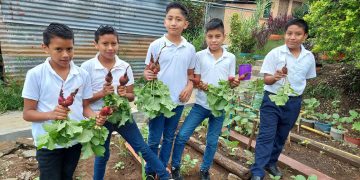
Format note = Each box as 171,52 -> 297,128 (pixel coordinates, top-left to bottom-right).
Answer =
36,143 -> 82,180
171,104 -> 224,171
251,91 -> 302,177
145,105 -> 184,174
93,121 -> 170,180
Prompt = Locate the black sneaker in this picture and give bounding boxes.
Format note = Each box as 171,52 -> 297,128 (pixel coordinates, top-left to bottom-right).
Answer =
146,172 -> 156,180
200,170 -> 210,180
265,165 -> 283,177
171,167 -> 183,180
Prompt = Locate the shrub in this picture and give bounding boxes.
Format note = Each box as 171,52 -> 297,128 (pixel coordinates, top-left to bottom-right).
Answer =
0,79 -> 23,113
267,14 -> 293,35
304,0 -> 360,68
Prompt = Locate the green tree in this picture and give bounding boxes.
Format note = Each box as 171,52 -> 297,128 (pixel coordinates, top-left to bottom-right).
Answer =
304,0 -> 360,68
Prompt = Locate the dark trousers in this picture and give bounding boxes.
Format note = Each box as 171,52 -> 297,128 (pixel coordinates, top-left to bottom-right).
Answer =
94,121 -> 170,180
36,143 -> 82,180
251,91 -> 302,177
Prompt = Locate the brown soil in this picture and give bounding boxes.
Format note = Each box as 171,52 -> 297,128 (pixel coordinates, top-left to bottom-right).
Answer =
284,142 -> 360,180
292,129 -> 360,156
193,130 -> 295,180
305,63 -> 360,115
0,135 -> 230,180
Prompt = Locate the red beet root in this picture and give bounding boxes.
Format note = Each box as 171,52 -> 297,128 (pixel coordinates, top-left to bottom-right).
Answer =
282,65 -> 288,75
105,69 -> 113,83
238,73 -> 249,81
119,66 -> 130,86
58,88 -> 79,107
189,76 -> 201,86
100,106 -> 112,116
228,76 -> 235,82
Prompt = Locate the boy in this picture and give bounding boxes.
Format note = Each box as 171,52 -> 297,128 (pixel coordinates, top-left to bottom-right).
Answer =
22,23 -> 106,180
250,19 -> 316,180
143,2 -> 196,179
81,25 -> 171,180
170,18 -> 240,180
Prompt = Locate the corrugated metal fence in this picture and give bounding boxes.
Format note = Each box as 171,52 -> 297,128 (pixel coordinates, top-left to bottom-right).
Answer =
0,0 -> 169,78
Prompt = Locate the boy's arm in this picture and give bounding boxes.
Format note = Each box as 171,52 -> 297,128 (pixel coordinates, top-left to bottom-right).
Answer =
264,71 -> 286,85
89,82 -> 114,103
179,69 -> 194,103
23,99 -> 69,122
83,99 -> 106,126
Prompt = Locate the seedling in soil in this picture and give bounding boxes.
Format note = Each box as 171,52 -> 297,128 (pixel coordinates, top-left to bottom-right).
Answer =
244,150 -> 255,165
298,139 -> 310,148
180,154 -> 199,175
269,174 -> 281,180
219,137 -> 239,156
291,174 -> 318,180
113,161 -> 125,172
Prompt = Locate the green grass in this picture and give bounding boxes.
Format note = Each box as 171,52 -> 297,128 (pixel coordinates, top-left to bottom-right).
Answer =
253,39 -> 285,56
0,79 -> 24,113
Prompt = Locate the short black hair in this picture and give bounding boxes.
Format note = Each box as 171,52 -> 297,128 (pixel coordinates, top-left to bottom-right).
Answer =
43,23 -> 74,46
285,18 -> 309,34
166,2 -> 188,19
94,25 -> 119,43
205,18 -> 224,33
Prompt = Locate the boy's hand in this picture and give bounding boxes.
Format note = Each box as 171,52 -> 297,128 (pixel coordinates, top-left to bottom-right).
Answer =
102,82 -> 114,96
179,85 -> 193,103
230,78 -> 240,88
198,82 -> 208,91
95,114 -> 107,126
144,69 -> 157,81
51,105 -> 70,120
117,86 -> 127,97
274,70 -> 287,81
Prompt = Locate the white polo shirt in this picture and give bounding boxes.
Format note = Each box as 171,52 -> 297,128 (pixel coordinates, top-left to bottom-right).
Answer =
81,53 -> 135,111
145,35 -> 196,105
22,57 -> 93,148
195,47 -> 236,110
260,45 -> 316,95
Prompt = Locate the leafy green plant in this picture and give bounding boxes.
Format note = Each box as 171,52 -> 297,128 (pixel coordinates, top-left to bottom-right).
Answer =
331,110 -> 359,131
113,161 -> 125,172
244,150 -> 255,165
291,174 -> 318,180
315,113 -> 331,123
352,121 -> 360,132
140,125 -> 149,143
269,81 -> 297,106
304,0 -> 360,68
135,80 -> 177,119
220,137 -> 239,156
302,98 -> 320,119
174,0 -> 204,36
292,1 -> 310,18
206,80 -> 237,126
228,0 -> 270,53
183,29 -> 205,52
180,154 -> 199,175
77,118 -> 109,159
0,79 -> 23,113
37,119 -> 83,150
269,174 -> 281,180
104,94 -> 132,127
